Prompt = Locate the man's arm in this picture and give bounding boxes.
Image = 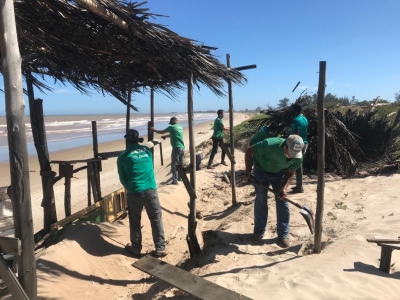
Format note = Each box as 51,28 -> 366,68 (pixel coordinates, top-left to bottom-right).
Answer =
243,146 -> 255,182
161,134 -> 170,140
279,169 -> 295,199
150,127 -> 168,134
143,139 -> 161,149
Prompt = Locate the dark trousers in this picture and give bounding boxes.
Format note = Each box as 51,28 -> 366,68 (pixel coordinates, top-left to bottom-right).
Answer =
207,137 -> 225,166
127,189 -> 165,252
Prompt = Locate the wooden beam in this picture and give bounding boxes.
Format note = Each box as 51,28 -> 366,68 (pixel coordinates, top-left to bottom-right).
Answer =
0,1 -> 37,297
0,237 -> 21,256
226,54 -> 236,206
87,162 -> 100,202
219,142 -> 235,164
0,255 -> 29,300
51,201 -> 103,230
92,121 -> 99,158
126,89 -> 131,135
132,255 -> 252,300
314,61 -> 326,254
159,141 -> 164,166
177,165 -> 197,200
186,73 -> 201,257
150,88 -> 155,165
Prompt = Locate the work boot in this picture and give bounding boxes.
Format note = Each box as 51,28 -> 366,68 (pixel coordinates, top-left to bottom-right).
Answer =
153,248 -> 168,258
221,161 -> 228,166
291,186 -> 304,194
125,243 -> 141,257
251,234 -> 263,244
277,238 -> 290,248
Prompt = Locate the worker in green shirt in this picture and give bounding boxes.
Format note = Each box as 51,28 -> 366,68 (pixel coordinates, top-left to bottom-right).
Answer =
117,129 -> 167,257
207,109 -> 229,169
243,135 -> 304,248
250,125 -> 270,146
151,117 -> 185,185
290,104 -> 308,193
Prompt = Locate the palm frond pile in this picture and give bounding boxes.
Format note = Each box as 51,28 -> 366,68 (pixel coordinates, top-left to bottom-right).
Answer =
242,99 -> 400,176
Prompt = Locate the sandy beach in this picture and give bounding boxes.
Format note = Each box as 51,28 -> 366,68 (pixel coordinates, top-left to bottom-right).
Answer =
2,112 -> 400,299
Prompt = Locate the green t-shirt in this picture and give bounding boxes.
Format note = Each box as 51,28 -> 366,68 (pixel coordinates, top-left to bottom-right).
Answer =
253,137 -> 303,173
164,124 -> 185,148
117,143 -> 156,193
212,117 -> 224,139
290,114 -> 308,144
250,126 -> 270,146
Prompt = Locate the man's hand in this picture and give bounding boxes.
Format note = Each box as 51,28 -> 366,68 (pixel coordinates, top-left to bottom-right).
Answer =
161,135 -> 167,140
150,127 -> 155,132
278,188 -> 288,201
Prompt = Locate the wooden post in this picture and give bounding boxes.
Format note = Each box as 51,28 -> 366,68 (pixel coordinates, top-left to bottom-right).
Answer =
87,167 -> 91,206
126,89 -> 131,134
226,54 -> 237,206
87,162 -> 100,202
159,141 -> 164,166
150,88 -> 155,165
0,1 -> 37,297
92,121 -> 98,158
314,61 -> 326,254
187,73 -> 201,257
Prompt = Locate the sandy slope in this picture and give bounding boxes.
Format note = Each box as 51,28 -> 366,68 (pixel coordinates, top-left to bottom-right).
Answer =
9,111 -> 400,299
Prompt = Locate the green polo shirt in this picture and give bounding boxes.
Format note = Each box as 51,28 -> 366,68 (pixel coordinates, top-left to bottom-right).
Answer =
250,126 -> 270,146
212,117 -> 224,139
164,124 -> 185,149
253,137 -> 303,173
117,143 -> 156,193
290,114 -> 308,144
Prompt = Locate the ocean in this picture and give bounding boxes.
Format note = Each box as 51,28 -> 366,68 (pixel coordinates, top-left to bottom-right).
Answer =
0,113 -> 216,162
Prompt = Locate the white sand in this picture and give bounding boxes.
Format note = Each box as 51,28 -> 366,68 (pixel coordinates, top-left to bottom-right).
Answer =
4,112 -> 400,299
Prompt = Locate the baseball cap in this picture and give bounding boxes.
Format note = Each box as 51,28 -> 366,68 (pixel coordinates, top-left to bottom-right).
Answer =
169,117 -> 178,124
286,135 -> 304,158
124,129 -> 144,143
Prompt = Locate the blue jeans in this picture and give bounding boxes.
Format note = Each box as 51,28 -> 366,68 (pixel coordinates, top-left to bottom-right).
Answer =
171,147 -> 185,183
253,168 -> 290,238
127,189 -> 166,252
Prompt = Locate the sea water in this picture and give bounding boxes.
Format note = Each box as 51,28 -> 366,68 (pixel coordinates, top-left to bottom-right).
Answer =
0,113 -> 216,162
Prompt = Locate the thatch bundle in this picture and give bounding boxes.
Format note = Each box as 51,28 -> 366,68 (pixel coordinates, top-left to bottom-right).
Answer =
242,99 -> 400,176
2,0 -> 245,108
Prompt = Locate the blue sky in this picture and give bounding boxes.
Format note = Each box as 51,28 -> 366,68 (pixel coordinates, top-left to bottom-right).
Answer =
1,0 -> 399,115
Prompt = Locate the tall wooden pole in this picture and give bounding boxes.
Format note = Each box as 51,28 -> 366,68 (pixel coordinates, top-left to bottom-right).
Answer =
314,61 -> 326,254
0,1 -> 37,297
26,75 -> 57,231
150,87 -> 155,165
187,73 -> 200,256
226,54 -> 237,206
126,89 -> 131,134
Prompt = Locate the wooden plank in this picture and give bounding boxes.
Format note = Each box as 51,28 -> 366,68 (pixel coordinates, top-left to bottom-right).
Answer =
51,158 -> 106,164
64,176 -> 72,217
0,237 -> 21,256
159,142 -> 164,166
132,255 -> 252,300
314,61 -> 326,254
59,163 -> 73,178
87,167 -> 92,206
0,255 -> 29,300
97,151 -> 124,159
51,201 -> 103,230
367,239 -> 400,244
92,121 -> 99,158
380,243 -> 400,250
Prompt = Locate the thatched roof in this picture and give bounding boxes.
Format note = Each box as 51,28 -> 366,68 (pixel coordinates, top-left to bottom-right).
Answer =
3,0 -> 245,110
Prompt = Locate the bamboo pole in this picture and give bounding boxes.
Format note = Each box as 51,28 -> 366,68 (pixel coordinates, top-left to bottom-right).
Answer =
0,1 -> 37,297
126,89 -> 131,134
314,61 -> 326,254
187,73 -> 200,256
226,54 -> 237,206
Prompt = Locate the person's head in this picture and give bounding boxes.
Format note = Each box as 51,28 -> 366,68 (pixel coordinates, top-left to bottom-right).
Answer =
217,109 -> 224,118
293,103 -> 302,117
284,135 -> 304,159
124,129 -> 144,144
169,117 -> 178,125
